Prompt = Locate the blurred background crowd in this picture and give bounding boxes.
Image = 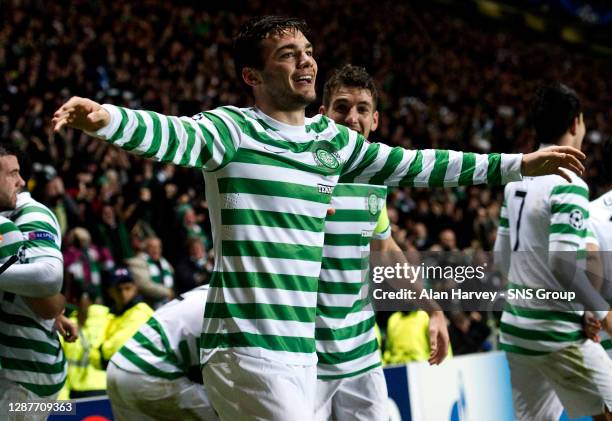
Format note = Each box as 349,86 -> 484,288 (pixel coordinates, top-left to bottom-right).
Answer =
2,0 -> 611,390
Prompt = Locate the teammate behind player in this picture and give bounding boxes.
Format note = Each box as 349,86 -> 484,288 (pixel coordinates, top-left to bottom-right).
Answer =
495,83 -> 612,421
586,140 -> 612,358
0,144 -> 68,419
107,285 -> 216,421
53,16 -> 587,420
315,65 -> 449,420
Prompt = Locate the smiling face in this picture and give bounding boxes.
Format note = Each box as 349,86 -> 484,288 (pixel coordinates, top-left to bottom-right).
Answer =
248,29 -> 317,111
321,86 -> 379,138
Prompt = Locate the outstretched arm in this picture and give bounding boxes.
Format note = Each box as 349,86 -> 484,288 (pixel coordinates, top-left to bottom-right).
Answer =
53,97 -> 241,171
341,131 -> 584,187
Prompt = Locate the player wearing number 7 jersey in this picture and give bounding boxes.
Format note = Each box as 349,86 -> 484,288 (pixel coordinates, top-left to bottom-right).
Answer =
53,16 -> 586,420
495,83 -> 612,421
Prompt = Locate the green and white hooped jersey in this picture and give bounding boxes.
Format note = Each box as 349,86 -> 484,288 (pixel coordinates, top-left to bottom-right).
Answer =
0,194 -> 66,396
316,184 -> 389,380
499,172 -> 591,355
94,103 -> 522,365
588,190 -> 612,357
111,286 -> 209,379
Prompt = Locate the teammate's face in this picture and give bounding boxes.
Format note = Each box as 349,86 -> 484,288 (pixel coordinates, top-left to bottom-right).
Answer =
0,155 -> 25,211
255,30 -> 317,111
320,87 -> 378,138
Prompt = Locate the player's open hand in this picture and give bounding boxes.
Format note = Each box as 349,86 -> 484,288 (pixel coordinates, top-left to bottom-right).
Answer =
428,310 -> 450,365
521,146 -> 586,183
52,96 -> 110,133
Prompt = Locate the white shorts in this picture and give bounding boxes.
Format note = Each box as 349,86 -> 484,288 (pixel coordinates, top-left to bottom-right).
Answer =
315,366 -> 388,421
0,377 -> 59,421
202,350 -> 316,421
507,340 -> 612,420
106,363 -> 217,421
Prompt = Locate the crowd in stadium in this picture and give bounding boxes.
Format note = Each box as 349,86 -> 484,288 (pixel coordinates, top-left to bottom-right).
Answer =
1,0 -> 611,404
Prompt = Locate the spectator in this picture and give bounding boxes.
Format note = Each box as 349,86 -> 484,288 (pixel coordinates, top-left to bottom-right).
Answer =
96,203 -> 133,264
126,237 -> 174,308
174,237 -> 213,295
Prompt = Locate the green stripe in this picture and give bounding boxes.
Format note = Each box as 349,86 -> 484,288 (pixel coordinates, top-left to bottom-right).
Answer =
458,153 -> 476,185
500,343 -> 550,356
317,339 -> 378,365
161,117 -> 181,162
369,148 -> 405,185
399,150 -> 423,187
221,209 -> 324,232
118,348 -> 183,380
216,271 -> 318,292
147,318 -> 179,365
428,150 -> 449,187
340,141 -> 380,183
203,112 -> 237,167
324,233 -> 368,247
500,322 -> 583,342
0,356 -> 65,374
602,339 -> 611,350
318,280 -> 363,295
317,362 -> 381,381
231,148 -> 334,175
0,308 -> 55,337
12,205 -> 57,225
306,115 -> 330,134
201,332 -> 315,354
487,154 -> 502,185
549,224 -> 588,237
143,111 -> 163,159
504,304 -> 583,323
109,107 -> 130,143
17,221 -> 58,237
331,184 -> 387,197
205,302 -> 315,323
321,257 -> 368,271
178,340 -> 192,370
178,120 -> 198,166
218,177 -> 330,204
327,209 -> 373,222
499,217 -> 509,228
122,111 -> 147,152
0,241 -> 22,259
0,222 -> 19,233
315,316 -> 375,341
18,379 -> 66,397
0,332 -> 60,355
222,240 -> 321,261
551,185 -> 589,198
551,203 -> 588,216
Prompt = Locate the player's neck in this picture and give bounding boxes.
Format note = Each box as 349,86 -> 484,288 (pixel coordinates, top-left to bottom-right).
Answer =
256,104 -> 306,126
556,134 -> 580,150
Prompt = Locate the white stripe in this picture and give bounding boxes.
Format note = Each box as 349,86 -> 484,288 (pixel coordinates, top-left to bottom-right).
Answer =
225,161 -> 334,187
134,110 -> 154,153
317,291 -> 364,308
317,352 -> 381,376
322,244 -> 366,259
221,225 -> 323,248
383,149 -> 413,186
316,328 -> 376,353
474,153 -> 489,184
170,117 -> 189,164
319,268 -> 363,283
114,108 -> 137,147
209,285 -> 316,308
500,332 -> 574,352
502,312 -> 582,332
324,220 -> 375,235
413,149 -> 437,187
316,309 -> 374,329
219,255 -> 321,278
220,193 -> 328,218
184,118 -> 206,167
203,316 -> 314,340
354,143 -> 391,183
444,150 -> 463,186
154,111 -> 170,161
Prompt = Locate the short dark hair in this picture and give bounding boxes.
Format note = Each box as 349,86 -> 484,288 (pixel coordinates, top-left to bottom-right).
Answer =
0,142 -> 20,159
233,16 -> 309,82
530,82 -> 581,146
322,65 -> 379,109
